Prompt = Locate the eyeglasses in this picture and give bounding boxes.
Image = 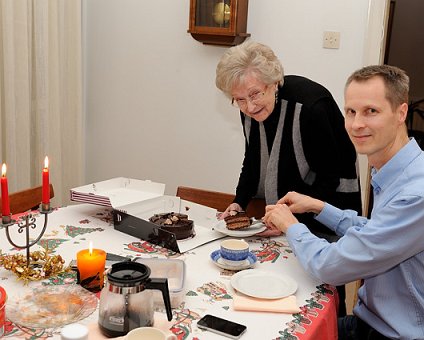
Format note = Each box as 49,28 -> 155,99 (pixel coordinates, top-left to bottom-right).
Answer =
231,86 -> 269,109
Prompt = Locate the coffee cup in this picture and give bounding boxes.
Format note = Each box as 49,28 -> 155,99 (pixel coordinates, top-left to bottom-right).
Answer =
126,327 -> 177,340
220,239 -> 249,266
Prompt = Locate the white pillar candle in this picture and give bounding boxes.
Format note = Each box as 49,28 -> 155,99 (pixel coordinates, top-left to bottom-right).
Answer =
60,323 -> 89,340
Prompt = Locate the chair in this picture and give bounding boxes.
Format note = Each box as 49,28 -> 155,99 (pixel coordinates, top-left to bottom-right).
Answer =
0,184 -> 55,215
176,186 -> 265,219
347,166 -> 372,313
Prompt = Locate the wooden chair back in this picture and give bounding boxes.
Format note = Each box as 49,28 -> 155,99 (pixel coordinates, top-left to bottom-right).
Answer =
363,165 -> 373,219
176,186 -> 266,219
0,184 -> 55,215
350,165 -> 372,311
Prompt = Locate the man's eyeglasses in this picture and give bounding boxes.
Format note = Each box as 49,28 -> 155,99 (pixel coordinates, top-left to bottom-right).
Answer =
231,86 -> 268,109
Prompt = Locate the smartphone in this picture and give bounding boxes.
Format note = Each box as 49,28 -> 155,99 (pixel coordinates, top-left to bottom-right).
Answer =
197,314 -> 247,339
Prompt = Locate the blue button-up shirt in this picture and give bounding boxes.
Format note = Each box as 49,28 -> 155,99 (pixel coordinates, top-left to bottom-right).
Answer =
286,139 -> 424,339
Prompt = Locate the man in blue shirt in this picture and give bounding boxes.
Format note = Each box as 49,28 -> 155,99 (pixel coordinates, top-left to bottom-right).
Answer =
263,65 -> 424,340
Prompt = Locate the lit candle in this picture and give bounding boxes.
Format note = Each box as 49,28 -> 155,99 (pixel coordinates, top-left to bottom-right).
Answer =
42,156 -> 50,204
76,242 -> 106,292
1,164 -> 10,217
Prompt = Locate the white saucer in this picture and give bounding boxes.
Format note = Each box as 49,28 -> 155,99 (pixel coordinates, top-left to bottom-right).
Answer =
210,250 -> 257,271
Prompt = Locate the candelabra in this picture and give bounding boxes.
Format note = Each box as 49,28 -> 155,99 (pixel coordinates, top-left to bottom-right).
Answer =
1,203 -> 52,268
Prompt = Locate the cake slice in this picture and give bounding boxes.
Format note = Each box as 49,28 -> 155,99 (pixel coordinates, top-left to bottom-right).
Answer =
224,211 -> 251,230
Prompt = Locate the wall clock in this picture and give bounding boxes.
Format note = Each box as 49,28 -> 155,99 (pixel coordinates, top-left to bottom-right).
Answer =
188,0 -> 250,46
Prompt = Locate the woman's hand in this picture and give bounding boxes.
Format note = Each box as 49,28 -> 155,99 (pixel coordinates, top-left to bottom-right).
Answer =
218,203 -> 243,220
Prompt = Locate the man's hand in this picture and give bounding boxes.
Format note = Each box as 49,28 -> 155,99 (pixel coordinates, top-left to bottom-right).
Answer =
277,191 -> 324,215
263,204 -> 299,234
256,223 -> 282,237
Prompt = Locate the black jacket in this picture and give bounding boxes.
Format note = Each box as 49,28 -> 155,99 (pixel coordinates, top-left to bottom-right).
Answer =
234,75 -> 362,237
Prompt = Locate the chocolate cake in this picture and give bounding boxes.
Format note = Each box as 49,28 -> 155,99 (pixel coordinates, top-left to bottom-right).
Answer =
149,212 -> 194,240
224,211 -> 251,230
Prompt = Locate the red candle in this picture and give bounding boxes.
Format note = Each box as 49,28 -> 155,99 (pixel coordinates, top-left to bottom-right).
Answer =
42,156 -> 50,204
1,164 -> 10,217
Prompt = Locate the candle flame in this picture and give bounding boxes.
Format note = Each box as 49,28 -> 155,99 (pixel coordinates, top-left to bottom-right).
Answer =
89,241 -> 93,255
1,163 -> 6,177
44,156 -> 49,169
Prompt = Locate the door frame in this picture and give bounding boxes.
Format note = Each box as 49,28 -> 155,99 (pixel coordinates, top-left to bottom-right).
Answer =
357,0 -> 391,212
362,0 -> 391,66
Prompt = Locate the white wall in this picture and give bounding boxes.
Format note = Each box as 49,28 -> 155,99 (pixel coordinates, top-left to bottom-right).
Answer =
83,0 -> 374,199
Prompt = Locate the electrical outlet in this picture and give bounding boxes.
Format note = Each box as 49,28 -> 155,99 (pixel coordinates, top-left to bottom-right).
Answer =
323,31 -> 340,49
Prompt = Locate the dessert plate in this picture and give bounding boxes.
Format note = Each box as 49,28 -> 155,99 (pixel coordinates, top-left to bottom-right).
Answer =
210,250 -> 257,271
230,269 -> 297,299
213,220 -> 267,237
7,284 -> 98,329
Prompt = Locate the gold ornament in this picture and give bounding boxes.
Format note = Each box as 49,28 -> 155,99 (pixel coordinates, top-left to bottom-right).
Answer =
213,2 -> 230,25
0,248 -> 68,284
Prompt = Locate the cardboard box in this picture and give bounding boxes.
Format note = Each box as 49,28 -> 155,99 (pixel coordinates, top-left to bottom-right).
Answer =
71,178 -> 224,253
114,195 -> 224,253
70,177 -> 165,207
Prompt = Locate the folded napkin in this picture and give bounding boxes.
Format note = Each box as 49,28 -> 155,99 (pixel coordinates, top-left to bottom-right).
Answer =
233,294 -> 300,313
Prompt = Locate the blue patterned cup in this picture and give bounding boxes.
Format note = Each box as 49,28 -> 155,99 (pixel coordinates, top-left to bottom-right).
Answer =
220,239 -> 249,266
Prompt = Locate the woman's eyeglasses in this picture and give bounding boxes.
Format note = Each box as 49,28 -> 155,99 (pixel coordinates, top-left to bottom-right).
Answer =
231,86 -> 269,109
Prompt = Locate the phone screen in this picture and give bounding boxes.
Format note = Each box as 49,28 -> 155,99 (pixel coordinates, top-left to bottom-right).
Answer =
197,314 -> 247,339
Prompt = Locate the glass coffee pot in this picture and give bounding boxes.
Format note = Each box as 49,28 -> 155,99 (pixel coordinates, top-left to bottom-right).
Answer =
98,261 -> 173,337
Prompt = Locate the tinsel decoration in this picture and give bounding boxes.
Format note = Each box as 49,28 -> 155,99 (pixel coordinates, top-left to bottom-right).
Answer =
0,248 -> 68,284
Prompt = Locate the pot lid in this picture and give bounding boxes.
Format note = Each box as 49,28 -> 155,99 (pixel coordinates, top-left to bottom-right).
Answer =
107,261 -> 150,287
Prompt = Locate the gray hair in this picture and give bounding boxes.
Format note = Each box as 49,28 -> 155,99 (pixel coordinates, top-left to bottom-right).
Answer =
215,40 -> 284,98
345,64 -> 409,110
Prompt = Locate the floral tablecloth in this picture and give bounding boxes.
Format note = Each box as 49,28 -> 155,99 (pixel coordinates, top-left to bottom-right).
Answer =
0,204 -> 337,340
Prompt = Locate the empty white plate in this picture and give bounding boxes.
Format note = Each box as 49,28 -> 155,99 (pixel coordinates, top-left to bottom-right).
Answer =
230,269 -> 297,299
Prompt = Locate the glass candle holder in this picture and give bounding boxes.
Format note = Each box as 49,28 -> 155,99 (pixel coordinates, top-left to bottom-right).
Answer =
76,248 -> 106,292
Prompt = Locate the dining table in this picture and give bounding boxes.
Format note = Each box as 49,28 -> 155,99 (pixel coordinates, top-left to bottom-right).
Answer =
0,203 -> 338,340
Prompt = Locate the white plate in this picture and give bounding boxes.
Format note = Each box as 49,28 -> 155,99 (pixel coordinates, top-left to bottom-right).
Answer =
210,250 -> 257,271
213,220 -> 267,237
230,269 -> 297,299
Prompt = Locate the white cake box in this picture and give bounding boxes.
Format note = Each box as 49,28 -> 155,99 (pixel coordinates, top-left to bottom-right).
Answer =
114,195 -> 224,253
71,177 -> 224,253
70,177 -> 165,207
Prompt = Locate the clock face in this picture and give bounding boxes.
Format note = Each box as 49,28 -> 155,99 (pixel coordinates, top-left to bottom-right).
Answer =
195,0 -> 231,28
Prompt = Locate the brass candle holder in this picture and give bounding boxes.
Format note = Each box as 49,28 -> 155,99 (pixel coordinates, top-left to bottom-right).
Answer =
1,203 -> 52,267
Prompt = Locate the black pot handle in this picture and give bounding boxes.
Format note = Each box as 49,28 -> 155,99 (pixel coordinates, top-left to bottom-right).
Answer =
145,278 -> 173,321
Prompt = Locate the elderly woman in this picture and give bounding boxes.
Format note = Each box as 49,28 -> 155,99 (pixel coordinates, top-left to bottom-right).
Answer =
215,39 -> 362,316
216,40 -> 361,236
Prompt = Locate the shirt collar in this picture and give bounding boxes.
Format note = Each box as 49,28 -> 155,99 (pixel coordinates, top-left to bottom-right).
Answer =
371,138 -> 422,193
